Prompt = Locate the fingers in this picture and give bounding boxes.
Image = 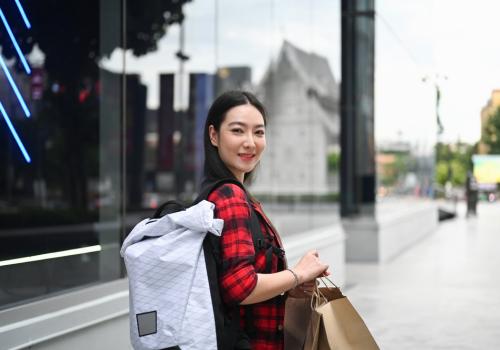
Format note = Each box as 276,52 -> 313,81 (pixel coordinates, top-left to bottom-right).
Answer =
321,270 -> 331,277
294,250 -> 330,283
309,250 -> 319,257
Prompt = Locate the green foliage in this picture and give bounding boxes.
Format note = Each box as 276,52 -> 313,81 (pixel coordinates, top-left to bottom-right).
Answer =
435,141 -> 475,186
436,161 -> 449,185
482,106 -> 500,154
450,159 -> 467,185
379,152 -> 410,186
327,152 -> 340,172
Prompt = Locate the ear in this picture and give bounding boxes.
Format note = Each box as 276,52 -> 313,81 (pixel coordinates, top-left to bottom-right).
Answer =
208,125 -> 218,147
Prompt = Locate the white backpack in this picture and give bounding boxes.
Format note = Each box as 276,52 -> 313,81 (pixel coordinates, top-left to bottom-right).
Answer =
120,200 -> 223,350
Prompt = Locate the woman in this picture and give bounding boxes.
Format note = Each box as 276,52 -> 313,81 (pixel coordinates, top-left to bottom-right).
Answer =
203,90 -> 329,350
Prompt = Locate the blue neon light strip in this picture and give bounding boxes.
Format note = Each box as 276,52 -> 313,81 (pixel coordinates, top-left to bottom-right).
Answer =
14,0 -> 31,29
0,8 -> 31,74
0,54 -> 31,117
0,101 -> 31,163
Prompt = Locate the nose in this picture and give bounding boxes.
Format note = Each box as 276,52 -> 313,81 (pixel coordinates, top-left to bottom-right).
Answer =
243,132 -> 256,149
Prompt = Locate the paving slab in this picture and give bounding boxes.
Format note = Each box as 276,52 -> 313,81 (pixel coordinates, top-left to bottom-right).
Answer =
345,202 -> 500,349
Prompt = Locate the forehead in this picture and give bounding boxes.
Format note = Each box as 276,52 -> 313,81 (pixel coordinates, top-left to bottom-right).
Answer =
223,104 -> 265,126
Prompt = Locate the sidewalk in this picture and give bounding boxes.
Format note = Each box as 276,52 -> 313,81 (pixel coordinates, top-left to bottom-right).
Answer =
345,201 -> 500,349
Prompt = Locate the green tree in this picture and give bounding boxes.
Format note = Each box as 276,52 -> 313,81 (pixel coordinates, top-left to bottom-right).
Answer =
435,141 -> 475,186
436,161 -> 449,186
482,107 -> 500,154
327,151 -> 340,172
378,152 -> 410,187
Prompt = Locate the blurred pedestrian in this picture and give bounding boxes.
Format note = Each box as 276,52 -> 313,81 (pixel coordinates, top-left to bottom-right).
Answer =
465,171 -> 478,217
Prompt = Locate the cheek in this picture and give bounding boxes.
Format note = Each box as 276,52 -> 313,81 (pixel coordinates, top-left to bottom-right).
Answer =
258,138 -> 266,152
216,134 -> 234,154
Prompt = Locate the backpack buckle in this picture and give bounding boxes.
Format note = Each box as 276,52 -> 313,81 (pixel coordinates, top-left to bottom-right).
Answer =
257,239 -> 265,250
277,247 -> 285,257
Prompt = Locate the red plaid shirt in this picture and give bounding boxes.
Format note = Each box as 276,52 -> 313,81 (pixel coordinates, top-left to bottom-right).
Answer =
208,183 -> 286,350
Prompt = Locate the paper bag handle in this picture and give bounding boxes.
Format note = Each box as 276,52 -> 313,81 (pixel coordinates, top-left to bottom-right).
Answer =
311,287 -> 328,309
318,276 -> 339,289
310,277 -> 343,309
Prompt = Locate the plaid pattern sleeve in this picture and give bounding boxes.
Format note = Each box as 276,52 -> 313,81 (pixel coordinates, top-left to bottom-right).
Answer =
208,184 -> 286,350
208,184 -> 258,305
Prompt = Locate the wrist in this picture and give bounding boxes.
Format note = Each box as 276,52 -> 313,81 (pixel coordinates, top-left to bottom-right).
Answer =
285,268 -> 299,290
291,266 -> 305,284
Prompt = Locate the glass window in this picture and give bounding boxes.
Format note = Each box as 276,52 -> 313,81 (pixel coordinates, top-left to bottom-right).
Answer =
0,0 -> 341,309
107,0 -> 342,238
0,0 -> 123,309
218,1 -> 341,236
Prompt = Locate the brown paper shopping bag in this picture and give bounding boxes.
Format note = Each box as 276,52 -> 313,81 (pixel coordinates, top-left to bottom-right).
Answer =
284,296 -> 312,350
303,279 -> 379,350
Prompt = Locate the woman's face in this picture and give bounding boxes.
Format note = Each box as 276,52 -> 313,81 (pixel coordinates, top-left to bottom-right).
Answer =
209,103 -> 266,182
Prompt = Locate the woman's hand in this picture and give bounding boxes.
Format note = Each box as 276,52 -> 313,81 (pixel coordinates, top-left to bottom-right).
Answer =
288,280 -> 317,298
292,250 -> 329,284
240,250 -> 330,304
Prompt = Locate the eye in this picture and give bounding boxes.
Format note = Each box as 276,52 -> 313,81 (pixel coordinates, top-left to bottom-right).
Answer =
231,128 -> 244,134
255,129 -> 265,136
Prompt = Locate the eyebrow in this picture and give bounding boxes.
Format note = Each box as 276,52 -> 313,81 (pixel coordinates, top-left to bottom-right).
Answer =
227,121 -> 265,128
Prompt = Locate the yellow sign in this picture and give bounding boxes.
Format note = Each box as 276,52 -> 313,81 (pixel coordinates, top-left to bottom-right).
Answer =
473,155 -> 500,184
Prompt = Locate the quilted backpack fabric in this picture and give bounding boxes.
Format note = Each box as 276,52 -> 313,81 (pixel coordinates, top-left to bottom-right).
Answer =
120,200 -> 223,350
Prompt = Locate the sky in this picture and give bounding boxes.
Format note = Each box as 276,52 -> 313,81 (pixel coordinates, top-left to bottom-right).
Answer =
101,0 -> 500,146
101,0 -> 340,110
376,0 -> 500,145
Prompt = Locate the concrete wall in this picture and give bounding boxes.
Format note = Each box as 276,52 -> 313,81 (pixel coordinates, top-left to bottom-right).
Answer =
0,280 -> 129,350
282,223 -> 346,287
30,315 -> 132,350
344,200 -> 438,262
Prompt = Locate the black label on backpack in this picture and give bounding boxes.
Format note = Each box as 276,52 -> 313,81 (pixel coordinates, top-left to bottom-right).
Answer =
136,310 -> 157,337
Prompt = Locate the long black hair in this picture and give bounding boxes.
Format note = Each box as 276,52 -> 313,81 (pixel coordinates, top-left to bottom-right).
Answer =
203,90 -> 267,185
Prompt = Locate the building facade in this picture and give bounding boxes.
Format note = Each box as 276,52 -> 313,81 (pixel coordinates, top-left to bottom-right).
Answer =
479,89 -> 500,154
252,41 -> 340,195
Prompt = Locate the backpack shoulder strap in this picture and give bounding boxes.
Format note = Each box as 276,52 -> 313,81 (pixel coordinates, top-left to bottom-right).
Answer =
200,179 -> 284,343
152,200 -> 186,219
197,179 -> 254,349
196,179 -> 266,253
194,178 -> 245,204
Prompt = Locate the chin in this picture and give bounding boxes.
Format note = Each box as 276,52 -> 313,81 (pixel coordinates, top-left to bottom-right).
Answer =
237,166 -> 255,175
234,160 -> 259,176
239,168 -> 253,175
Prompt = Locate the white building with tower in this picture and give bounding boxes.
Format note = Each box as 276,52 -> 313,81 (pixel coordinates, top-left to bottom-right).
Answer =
251,41 -> 340,195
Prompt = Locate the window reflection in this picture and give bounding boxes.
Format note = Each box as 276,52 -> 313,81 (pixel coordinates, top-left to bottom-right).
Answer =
118,0 -> 341,238
0,0 -> 342,309
0,0 -> 193,309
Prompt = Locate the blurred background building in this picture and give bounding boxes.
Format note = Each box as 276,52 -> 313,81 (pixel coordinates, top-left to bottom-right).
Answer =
479,89 -> 500,154
253,40 -> 340,195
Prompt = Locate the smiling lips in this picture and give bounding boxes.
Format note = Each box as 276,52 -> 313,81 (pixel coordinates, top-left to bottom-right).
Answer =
239,153 -> 255,161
